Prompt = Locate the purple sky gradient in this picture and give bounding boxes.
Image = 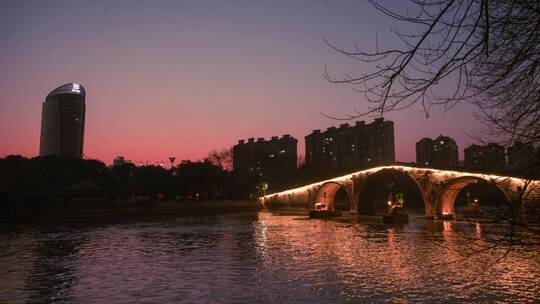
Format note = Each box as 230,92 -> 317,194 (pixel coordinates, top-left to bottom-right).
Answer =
0,0 -> 484,165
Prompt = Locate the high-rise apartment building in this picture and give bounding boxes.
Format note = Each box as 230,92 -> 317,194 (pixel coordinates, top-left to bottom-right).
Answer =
416,135 -> 458,168
39,83 -> 86,158
507,141 -> 536,171
415,138 -> 433,167
233,135 -> 297,189
464,143 -> 505,171
305,118 -> 395,175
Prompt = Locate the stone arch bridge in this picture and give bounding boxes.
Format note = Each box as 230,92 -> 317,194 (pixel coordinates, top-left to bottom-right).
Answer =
260,165 -> 540,219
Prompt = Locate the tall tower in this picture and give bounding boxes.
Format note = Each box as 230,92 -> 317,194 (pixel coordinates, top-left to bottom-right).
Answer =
39,83 -> 86,158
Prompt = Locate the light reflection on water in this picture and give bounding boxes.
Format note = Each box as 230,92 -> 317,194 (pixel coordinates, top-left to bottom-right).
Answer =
0,212 -> 539,303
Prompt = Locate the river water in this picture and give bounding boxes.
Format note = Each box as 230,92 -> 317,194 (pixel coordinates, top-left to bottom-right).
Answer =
1,212 -> 539,303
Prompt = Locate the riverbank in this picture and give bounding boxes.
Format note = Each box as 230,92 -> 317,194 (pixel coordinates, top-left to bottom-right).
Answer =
0,200 -> 261,223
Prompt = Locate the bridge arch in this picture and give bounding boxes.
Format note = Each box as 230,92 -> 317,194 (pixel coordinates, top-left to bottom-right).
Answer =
357,168 -> 427,215
312,181 -> 352,211
437,176 -> 511,218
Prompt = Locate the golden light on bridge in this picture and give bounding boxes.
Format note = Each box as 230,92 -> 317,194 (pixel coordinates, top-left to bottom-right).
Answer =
261,165 -> 540,219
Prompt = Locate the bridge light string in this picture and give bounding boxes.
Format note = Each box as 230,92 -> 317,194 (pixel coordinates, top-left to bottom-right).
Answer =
260,165 -> 539,201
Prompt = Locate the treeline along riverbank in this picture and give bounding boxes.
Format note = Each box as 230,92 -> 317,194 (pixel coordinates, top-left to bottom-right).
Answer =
0,155 -> 263,222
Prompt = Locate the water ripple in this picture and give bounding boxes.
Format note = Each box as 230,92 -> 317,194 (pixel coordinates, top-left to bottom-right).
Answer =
0,212 -> 539,303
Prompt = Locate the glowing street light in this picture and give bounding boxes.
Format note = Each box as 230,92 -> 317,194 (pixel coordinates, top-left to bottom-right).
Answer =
169,156 -> 176,169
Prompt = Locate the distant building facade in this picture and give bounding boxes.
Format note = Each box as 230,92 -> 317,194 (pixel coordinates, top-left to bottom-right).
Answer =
416,135 -> 458,168
464,143 -> 505,171
304,118 -> 395,175
113,156 -> 132,167
39,83 -> 86,158
507,141 -> 536,171
233,135 -> 297,189
416,138 -> 433,167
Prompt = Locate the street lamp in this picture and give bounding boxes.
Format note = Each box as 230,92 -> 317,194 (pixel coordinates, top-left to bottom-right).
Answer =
169,156 -> 176,169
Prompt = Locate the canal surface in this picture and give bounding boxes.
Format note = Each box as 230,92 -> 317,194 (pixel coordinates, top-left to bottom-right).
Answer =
1,212 -> 539,303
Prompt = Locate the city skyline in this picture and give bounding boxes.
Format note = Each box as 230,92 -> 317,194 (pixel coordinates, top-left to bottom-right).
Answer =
1,2 -> 539,303
1,1 -> 486,164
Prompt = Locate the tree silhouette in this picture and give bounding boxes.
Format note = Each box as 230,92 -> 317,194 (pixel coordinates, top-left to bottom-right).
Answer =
324,0 -> 539,150
205,148 -> 233,172
324,0 -> 540,259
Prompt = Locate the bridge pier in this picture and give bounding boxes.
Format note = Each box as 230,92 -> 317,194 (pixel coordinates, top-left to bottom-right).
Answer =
349,175 -> 362,214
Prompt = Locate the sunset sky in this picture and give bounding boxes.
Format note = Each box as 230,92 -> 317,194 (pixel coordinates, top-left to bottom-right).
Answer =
0,0 -> 484,165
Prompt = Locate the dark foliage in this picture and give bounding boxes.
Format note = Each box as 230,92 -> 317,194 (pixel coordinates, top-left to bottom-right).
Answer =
0,155 -> 256,208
